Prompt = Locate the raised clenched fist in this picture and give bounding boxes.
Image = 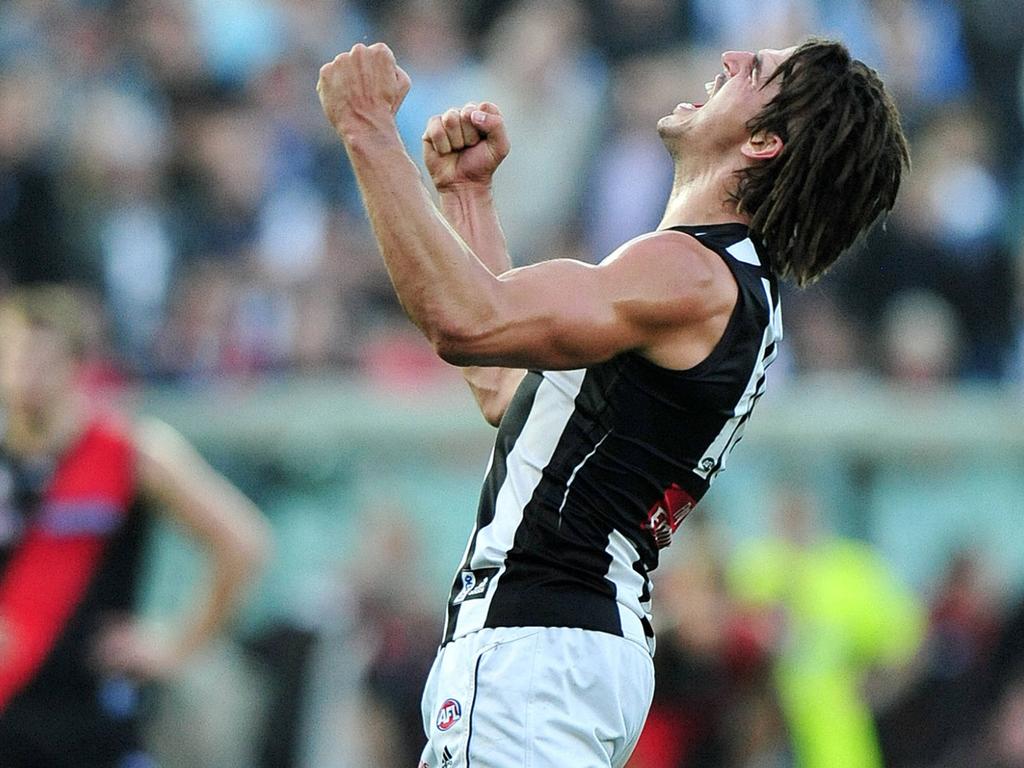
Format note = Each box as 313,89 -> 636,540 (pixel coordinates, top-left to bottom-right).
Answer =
423,102 -> 511,192
317,42 -> 411,138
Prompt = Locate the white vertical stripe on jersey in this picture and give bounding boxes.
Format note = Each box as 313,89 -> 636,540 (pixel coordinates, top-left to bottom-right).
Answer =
556,431 -> 610,529
693,266 -> 781,481
453,369 -> 587,639
604,529 -> 655,655
767,276 -> 783,340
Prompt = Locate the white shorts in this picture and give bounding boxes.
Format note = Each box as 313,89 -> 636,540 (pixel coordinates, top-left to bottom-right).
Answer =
418,627 -> 655,768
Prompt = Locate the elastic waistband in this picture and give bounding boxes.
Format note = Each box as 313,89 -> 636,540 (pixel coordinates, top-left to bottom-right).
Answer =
446,590 -> 655,658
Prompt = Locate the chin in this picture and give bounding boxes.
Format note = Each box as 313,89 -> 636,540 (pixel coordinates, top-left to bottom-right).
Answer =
656,114 -> 687,140
656,113 -> 679,133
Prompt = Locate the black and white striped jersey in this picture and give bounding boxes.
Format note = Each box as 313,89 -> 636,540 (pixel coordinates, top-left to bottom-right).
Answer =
443,223 -> 782,655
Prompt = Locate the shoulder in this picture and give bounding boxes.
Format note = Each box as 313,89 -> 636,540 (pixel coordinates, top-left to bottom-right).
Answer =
132,418 -> 206,492
133,417 -> 188,459
605,229 -> 719,263
601,230 -> 737,323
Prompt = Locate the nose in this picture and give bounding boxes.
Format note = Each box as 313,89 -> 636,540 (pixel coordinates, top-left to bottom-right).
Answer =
721,50 -> 753,76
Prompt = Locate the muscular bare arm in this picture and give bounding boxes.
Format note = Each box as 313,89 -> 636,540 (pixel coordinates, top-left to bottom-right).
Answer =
425,102 -> 525,426
316,44 -> 735,374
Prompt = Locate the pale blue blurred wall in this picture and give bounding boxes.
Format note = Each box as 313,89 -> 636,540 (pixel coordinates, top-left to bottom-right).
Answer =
136,376 -> 1024,631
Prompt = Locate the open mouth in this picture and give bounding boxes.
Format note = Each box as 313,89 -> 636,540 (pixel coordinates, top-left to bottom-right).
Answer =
674,72 -> 726,113
704,73 -> 726,102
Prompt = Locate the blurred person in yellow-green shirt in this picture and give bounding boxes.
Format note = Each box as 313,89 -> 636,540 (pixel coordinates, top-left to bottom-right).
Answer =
728,491 -> 924,768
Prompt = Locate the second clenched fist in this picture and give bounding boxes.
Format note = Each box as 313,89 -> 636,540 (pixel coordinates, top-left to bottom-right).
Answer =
423,102 -> 511,192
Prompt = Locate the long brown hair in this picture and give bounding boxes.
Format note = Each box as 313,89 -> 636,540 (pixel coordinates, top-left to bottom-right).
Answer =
734,39 -> 910,286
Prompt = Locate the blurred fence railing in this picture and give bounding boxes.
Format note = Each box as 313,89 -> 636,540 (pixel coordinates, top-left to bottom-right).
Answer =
136,375 -> 1024,625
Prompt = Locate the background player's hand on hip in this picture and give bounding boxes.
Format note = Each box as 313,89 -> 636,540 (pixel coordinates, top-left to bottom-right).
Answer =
90,616 -> 184,682
423,102 -> 511,192
317,42 -> 411,140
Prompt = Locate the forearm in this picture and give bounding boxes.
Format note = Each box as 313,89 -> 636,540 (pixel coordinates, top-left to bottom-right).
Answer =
438,183 -> 523,422
171,530 -> 266,662
438,185 -> 512,276
344,128 -> 500,343
136,418 -> 271,668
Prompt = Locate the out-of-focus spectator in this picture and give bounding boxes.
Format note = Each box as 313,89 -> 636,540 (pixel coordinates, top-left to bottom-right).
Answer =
960,0 -> 1024,162
190,0 -> 285,89
818,0 -> 972,125
834,107 -> 1017,380
386,0 -> 485,176
728,491 -> 924,768
880,290 -> 961,383
877,549 -> 1002,767
68,85 -> 175,370
589,0 -> 694,62
0,64 -> 85,287
480,0 -> 608,264
582,50 -> 693,263
340,502 -> 439,767
778,291 -> 865,377
630,517 -> 789,768
986,680 -> 1024,768
691,0 -> 817,52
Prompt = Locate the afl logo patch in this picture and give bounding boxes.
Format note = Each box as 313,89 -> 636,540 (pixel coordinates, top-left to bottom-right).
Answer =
436,698 -> 462,731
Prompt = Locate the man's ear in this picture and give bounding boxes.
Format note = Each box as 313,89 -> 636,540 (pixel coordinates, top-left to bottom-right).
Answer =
741,131 -> 784,161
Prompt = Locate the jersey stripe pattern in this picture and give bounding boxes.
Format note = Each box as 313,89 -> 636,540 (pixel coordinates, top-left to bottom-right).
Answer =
443,223 -> 782,655
0,418 -> 142,711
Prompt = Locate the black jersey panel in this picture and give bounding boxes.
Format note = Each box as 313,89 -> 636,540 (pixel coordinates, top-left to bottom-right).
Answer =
443,371 -> 544,643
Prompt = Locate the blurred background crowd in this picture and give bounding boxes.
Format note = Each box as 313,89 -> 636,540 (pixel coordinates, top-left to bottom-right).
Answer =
3,0 -> 1024,766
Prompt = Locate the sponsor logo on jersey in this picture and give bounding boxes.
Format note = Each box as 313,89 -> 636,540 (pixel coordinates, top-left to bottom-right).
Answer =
452,567 -> 498,605
436,698 -> 462,731
441,745 -> 454,768
643,483 -> 695,550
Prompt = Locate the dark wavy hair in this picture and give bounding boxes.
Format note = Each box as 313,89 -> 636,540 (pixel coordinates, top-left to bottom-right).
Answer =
734,38 -> 910,286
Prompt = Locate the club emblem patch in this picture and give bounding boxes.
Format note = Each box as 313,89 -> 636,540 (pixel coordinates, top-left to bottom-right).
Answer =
436,698 -> 462,731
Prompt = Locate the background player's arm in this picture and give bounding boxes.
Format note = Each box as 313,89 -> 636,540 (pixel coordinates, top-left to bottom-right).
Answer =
94,419 -> 270,679
317,45 -> 733,372
425,102 -> 525,426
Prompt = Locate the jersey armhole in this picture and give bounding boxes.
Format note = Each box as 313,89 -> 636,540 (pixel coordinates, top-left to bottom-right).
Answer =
632,231 -> 747,379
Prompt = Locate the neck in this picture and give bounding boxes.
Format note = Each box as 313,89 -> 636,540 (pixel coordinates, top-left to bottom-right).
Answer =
658,153 -> 749,230
5,393 -> 85,460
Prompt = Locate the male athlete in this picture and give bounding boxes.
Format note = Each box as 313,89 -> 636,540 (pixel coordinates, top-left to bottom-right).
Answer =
0,285 -> 271,767
317,37 -> 908,768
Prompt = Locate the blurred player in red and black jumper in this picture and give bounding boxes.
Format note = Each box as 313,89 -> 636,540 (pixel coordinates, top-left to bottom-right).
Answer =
0,285 -> 270,768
